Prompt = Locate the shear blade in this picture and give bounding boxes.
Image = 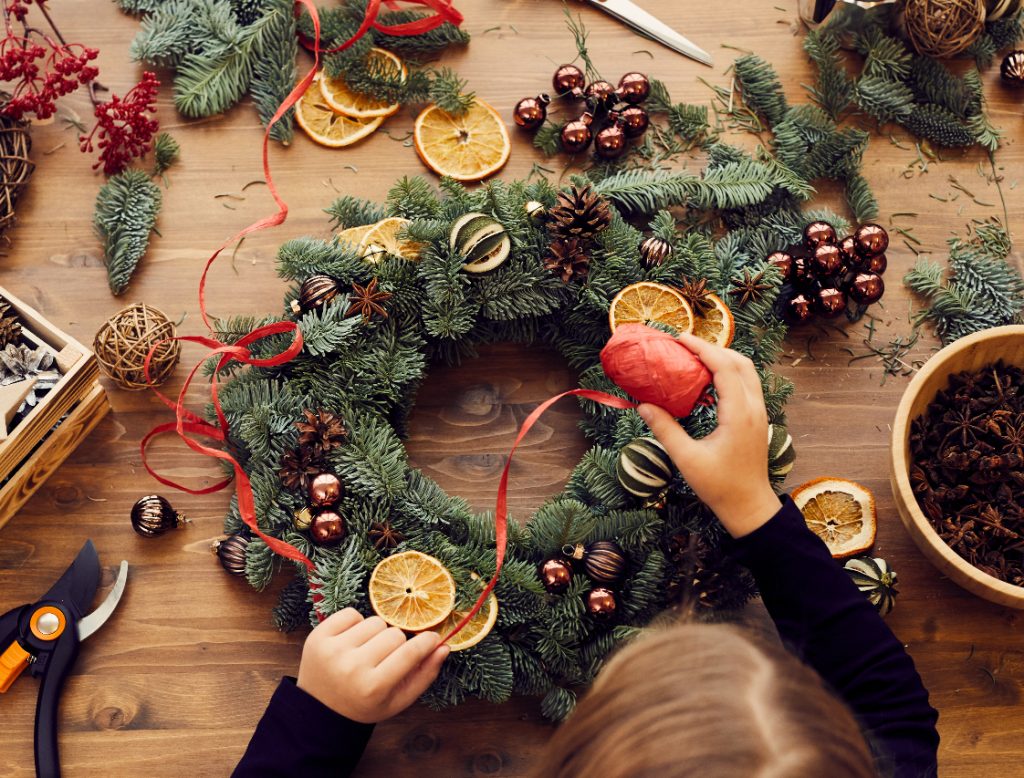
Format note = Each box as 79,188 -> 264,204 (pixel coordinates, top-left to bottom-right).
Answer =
77,561 -> 128,642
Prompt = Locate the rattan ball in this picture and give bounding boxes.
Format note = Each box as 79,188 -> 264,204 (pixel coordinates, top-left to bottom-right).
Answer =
0,111 -> 34,237
903,0 -> 986,58
94,303 -> 181,390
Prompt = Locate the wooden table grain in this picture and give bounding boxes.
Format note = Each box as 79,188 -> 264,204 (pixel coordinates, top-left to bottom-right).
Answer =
1,1 -> 1023,775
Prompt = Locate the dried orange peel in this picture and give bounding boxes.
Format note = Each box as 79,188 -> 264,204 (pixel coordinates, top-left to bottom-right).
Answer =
792,477 -> 877,559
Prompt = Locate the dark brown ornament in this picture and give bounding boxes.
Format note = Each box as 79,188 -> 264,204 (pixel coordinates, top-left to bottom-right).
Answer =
291,274 -> 340,315
864,252 -> 887,275
815,286 -> 847,318
783,293 -> 814,325
559,117 -> 593,154
839,235 -> 859,266
617,105 -> 649,138
791,255 -> 811,286
616,72 -> 651,104
1001,50 -> 1024,85
803,221 -> 837,248
130,494 -> 184,537
540,558 -> 573,593
311,510 -> 346,546
848,272 -> 885,305
213,534 -> 249,576
639,236 -> 672,268
583,540 -> 627,585
594,124 -> 627,160
586,587 -> 618,618
812,243 -> 843,276
552,64 -> 586,98
585,80 -> 617,108
766,251 -> 794,281
854,223 -> 889,257
309,472 -> 343,507
513,94 -> 550,131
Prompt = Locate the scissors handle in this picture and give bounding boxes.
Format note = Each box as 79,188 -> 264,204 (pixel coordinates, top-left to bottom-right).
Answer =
34,628 -> 78,778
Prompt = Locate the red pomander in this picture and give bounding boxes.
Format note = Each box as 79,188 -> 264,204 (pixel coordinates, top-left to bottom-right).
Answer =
600,323 -> 712,418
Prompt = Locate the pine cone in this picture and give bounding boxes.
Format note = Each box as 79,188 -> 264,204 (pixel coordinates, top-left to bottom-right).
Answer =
901,105 -> 974,148
0,314 -> 20,348
279,446 -> 325,493
295,409 -> 347,454
544,238 -> 590,283
548,184 -> 612,241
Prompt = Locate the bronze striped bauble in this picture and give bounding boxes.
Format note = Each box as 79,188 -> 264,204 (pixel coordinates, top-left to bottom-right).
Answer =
214,534 -> 250,576
583,540 -> 626,585
130,495 -> 183,538
291,274 -> 340,315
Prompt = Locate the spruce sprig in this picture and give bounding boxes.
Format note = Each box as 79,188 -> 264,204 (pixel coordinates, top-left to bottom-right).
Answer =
94,170 -> 163,295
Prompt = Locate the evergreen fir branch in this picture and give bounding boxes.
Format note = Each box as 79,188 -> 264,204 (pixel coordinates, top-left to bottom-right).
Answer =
733,54 -> 789,127
428,67 -> 474,116
563,6 -> 600,83
94,169 -> 163,296
845,172 -> 879,222
151,132 -> 180,177
967,112 -> 1001,153
533,122 -> 562,156
325,195 -> 387,229
272,574 -> 311,631
373,7 -> 469,56
118,0 -> 164,13
803,28 -> 853,120
907,57 -> 979,119
968,14 -> 1023,68
855,25 -> 912,81
854,74 -> 914,124
647,79 -> 709,143
250,0 -> 297,143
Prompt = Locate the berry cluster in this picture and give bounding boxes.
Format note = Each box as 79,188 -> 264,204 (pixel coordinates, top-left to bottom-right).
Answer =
513,64 -> 651,161
79,72 -> 160,176
769,221 -> 889,326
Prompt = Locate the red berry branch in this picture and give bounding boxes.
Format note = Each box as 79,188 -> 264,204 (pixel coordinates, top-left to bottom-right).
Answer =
0,0 -> 159,174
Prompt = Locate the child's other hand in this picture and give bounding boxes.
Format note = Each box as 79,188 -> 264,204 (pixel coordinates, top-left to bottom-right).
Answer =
297,608 -> 450,724
638,332 -> 780,538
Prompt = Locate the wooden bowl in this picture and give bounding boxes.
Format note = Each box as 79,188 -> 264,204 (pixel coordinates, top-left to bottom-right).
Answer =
890,325 -> 1024,609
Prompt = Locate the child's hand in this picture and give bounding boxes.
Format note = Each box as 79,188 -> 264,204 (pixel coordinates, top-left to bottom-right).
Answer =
638,332 -> 780,538
296,608 -> 450,724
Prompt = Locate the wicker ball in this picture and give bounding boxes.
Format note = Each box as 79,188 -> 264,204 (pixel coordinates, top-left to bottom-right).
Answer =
94,303 -> 181,390
0,110 -> 33,237
903,0 -> 986,58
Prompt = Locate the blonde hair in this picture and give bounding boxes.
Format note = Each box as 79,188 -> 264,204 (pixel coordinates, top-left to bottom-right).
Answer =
539,622 -> 876,778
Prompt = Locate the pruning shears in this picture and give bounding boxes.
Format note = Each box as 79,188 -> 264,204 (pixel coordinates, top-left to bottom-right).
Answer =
1,541 -> 128,778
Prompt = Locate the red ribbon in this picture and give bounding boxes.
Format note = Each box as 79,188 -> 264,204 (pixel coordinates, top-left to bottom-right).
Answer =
141,0 -> 463,621
298,0 -> 463,54
442,389 -> 636,643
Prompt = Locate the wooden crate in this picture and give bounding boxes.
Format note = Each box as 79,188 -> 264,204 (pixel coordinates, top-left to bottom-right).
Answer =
0,287 -> 109,529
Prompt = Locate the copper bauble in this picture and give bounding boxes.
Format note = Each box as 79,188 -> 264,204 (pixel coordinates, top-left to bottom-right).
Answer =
803,221 -> 837,248
552,64 -> 586,97
812,243 -> 842,276
1001,50 -> 1024,85
130,495 -> 184,538
540,558 -> 573,593
616,72 -> 651,105
311,510 -> 346,545
639,236 -> 672,268
766,251 -> 794,281
618,105 -> 649,138
513,94 -> 550,131
309,472 -> 342,507
583,540 -> 626,585
838,235 -> 859,266
865,252 -> 887,275
291,274 -> 340,315
213,534 -> 250,576
784,293 -> 814,325
791,255 -> 811,286
586,587 -> 618,618
854,223 -> 889,257
848,271 -> 885,304
585,80 -> 617,108
594,124 -> 627,160
560,116 -> 593,154
815,286 -> 847,318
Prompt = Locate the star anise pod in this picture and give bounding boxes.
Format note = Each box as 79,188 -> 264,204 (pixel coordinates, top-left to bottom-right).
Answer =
368,521 -> 405,552
295,409 -> 347,454
543,238 -> 590,283
279,446 -> 325,493
346,278 -> 392,322
729,268 -> 772,307
676,277 -> 715,316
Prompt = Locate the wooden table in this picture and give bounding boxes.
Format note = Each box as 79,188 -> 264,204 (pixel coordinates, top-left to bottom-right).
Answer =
1,0 -> 1022,775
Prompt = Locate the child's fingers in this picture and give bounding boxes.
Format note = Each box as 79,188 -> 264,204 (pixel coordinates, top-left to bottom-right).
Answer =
316,607 -> 364,636
675,334 -> 747,405
360,626 -> 408,665
387,645 -> 450,712
335,615 -> 389,648
638,403 -> 698,462
375,630 -> 444,681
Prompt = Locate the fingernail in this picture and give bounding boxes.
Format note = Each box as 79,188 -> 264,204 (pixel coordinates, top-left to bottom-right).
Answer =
637,404 -> 652,422
438,645 -> 451,659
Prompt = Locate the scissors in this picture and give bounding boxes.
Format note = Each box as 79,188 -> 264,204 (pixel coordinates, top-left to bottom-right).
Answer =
579,0 -> 713,66
1,541 -> 128,778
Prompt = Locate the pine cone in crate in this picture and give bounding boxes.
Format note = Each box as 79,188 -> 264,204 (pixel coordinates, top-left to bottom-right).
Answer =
0,301 -> 21,348
548,184 -> 612,241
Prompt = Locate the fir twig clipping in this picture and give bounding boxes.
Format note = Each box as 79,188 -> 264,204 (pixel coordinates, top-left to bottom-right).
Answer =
94,169 -> 162,295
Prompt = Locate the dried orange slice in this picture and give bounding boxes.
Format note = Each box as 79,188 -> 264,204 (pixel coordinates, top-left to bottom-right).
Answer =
336,223 -> 374,250
424,587 -> 498,652
691,293 -> 735,348
318,48 -> 405,119
358,217 -> 424,263
413,98 -> 511,182
295,77 -> 384,148
609,281 -> 694,335
368,550 -> 456,632
792,477 -> 877,559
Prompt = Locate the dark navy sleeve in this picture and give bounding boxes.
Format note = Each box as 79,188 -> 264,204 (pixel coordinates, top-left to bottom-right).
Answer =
731,496 -> 939,778
233,677 -> 374,777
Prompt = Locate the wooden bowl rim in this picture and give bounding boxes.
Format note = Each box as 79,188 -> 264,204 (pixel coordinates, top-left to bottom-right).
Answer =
891,324 -> 1024,603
